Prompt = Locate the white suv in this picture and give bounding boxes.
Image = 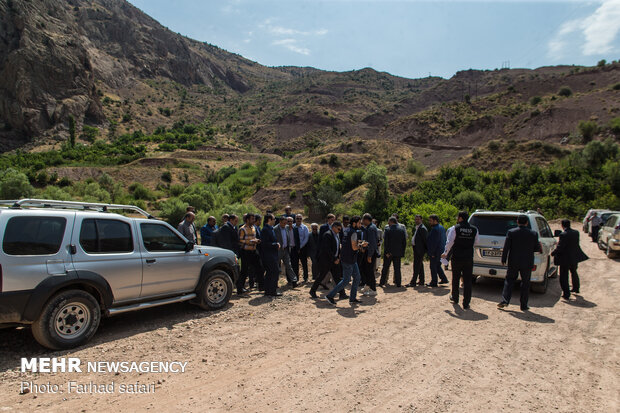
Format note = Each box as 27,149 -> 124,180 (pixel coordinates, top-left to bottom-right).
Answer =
0,199 -> 239,349
468,210 -> 557,293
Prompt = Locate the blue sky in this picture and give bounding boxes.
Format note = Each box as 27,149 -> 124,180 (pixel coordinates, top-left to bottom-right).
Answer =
128,0 -> 620,80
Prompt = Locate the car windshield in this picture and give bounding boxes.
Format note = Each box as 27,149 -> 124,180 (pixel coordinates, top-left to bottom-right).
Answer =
469,215 -> 531,236
601,212 -> 620,225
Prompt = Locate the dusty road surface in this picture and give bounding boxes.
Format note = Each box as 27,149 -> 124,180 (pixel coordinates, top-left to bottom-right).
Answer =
1,223 -> 618,412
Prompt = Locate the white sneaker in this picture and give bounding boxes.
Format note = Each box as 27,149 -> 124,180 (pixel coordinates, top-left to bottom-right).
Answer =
362,286 -> 370,295
367,289 -> 377,296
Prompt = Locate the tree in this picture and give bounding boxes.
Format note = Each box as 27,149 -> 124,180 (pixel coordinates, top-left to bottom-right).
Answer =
68,115 -> 76,148
597,59 -> 607,67
0,168 -> 35,198
363,161 -> 389,221
315,185 -> 341,217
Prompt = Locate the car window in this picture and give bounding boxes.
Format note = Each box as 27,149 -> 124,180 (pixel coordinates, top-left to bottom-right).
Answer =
2,216 -> 67,255
140,223 -> 187,252
80,219 -> 133,254
535,217 -> 553,238
469,215 -> 530,236
608,216 -> 619,228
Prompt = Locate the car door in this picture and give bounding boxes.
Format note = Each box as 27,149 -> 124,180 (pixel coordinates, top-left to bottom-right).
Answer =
535,217 -> 556,261
138,221 -> 202,298
71,215 -> 143,303
0,212 -> 74,292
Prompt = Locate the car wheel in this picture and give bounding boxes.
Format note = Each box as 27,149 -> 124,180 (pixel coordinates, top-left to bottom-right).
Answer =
531,262 -> 549,294
598,234 -> 605,250
606,244 -> 617,259
198,270 -> 233,310
31,290 -> 101,350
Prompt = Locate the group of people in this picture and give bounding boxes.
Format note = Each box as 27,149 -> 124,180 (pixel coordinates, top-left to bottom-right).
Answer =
176,205 -> 587,311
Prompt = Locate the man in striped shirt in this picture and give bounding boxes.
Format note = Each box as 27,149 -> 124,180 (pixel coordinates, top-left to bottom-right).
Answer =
237,213 -> 261,295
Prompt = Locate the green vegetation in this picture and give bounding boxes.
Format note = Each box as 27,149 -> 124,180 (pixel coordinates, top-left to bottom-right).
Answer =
558,86 -> 572,97
389,140 -> 620,228
406,159 -> 425,176
578,120 -> 598,142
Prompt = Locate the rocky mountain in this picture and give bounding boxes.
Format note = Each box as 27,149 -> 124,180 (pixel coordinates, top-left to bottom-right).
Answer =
0,0 -> 619,157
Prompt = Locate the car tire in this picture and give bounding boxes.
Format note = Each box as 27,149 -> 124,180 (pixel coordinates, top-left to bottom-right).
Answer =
530,261 -> 549,294
197,270 -> 233,310
31,289 -> 101,350
606,244 -> 617,259
598,234 -> 605,250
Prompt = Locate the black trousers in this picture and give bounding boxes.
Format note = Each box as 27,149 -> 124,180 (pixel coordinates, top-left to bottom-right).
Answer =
250,251 -> 265,289
380,255 -> 402,286
310,256 -> 319,280
311,259 -> 345,297
559,264 -> 579,296
502,265 -> 531,308
409,252 -> 425,285
262,256 -> 279,295
239,249 -> 262,292
361,252 -> 377,291
291,246 -> 309,280
451,259 -> 473,307
591,226 -> 600,242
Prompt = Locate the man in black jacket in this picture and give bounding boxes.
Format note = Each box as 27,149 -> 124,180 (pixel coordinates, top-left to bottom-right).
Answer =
498,215 -> 542,311
552,219 -> 588,299
407,214 -> 428,287
306,223 -> 321,280
380,217 -> 407,287
310,222 -> 346,299
217,214 -> 240,256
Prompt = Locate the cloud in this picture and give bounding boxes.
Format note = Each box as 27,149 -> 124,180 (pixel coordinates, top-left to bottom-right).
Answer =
272,38 -> 310,55
549,0 -> 620,59
258,18 -> 328,55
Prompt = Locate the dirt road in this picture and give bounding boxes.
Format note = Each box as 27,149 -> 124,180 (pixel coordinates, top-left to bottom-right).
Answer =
1,224 -> 618,412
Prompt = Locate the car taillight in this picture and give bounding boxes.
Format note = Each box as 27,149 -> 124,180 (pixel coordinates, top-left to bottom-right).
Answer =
532,265 -> 537,271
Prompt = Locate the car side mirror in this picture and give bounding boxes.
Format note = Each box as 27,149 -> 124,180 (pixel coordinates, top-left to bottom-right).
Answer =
554,230 -> 562,237
185,241 -> 195,252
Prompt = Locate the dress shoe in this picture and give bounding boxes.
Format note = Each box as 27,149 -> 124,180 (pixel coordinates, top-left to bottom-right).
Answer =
463,304 -> 470,310
291,281 -> 298,288
449,296 -> 457,304
265,292 -> 283,297
340,293 -> 349,300
497,301 -> 509,309
395,284 -> 402,288
417,282 -> 425,286
426,283 -> 438,288
304,277 -> 309,283
570,289 -> 579,293
521,306 -> 530,311
378,283 -> 386,287
349,299 -> 362,304
326,296 -> 336,305
237,289 -> 249,295
309,290 -> 318,299
438,280 -> 449,285
562,295 -> 570,300
405,283 -> 415,287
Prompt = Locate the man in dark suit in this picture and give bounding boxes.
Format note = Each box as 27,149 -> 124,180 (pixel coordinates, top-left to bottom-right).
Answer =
380,217 -> 407,287
360,214 -> 378,295
427,214 -> 449,286
407,214 -> 428,287
217,214 -> 240,256
498,215 -> 542,311
552,219 -> 588,299
319,214 -> 336,238
274,216 -> 297,287
306,223 -> 321,280
309,222 -> 346,299
260,214 -> 282,297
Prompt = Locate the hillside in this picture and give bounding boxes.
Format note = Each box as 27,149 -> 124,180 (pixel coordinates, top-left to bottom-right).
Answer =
0,0 -> 619,219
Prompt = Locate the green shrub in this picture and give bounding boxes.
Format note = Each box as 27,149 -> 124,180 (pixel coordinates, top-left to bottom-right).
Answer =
454,190 -> 486,211
289,190 -> 297,199
406,159 -> 425,176
169,184 -> 185,197
81,125 -> 99,143
613,83 -> 620,91
159,197 -> 188,225
363,161 -> 389,221
529,96 -> 542,105
161,171 -> 172,182
558,86 -> 572,97
609,117 -> 620,134
578,120 -> 598,142
597,59 -> 607,67
129,182 -> 155,200
488,140 -> 501,151
328,154 -> 340,167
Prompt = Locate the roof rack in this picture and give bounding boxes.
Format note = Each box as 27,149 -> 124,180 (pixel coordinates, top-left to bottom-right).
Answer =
0,199 -> 156,219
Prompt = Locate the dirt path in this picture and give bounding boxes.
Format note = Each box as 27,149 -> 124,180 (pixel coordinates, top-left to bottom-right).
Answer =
1,224 -> 618,412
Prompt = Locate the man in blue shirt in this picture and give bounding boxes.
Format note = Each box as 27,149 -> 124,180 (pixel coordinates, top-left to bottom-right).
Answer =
200,216 -> 218,246
292,214 -> 310,282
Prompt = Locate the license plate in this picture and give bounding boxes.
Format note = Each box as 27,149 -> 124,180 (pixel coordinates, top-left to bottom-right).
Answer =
482,249 -> 502,257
